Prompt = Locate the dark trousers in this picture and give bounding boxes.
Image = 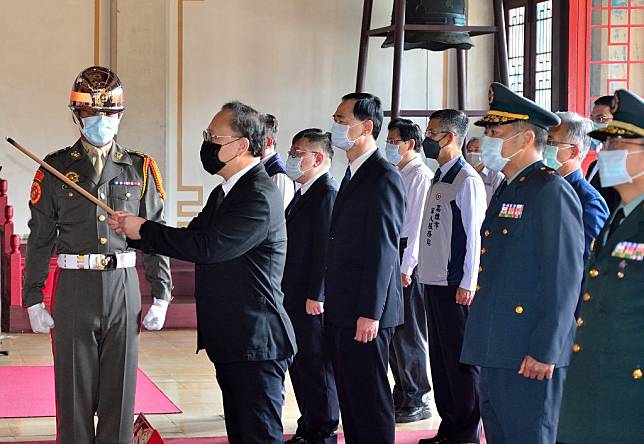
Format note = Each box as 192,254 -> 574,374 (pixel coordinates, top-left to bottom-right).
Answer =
213,357 -> 291,444
327,325 -> 395,444
287,306 -> 339,443
389,266 -> 431,410
425,285 -> 481,443
480,367 -> 567,444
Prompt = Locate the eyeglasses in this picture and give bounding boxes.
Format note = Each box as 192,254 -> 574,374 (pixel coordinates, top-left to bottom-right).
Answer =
546,139 -> 576,149
425,130 -> 448,139
203,130 -> 240,143
386,138 -> 404,144
287,149 -> 321,158
590,115 -> 610,124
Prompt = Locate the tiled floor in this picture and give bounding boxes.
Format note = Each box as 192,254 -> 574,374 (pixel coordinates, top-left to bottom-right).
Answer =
0,331 -> 439,442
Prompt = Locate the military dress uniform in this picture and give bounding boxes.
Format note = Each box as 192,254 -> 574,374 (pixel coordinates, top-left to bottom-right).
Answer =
23,140 -> 172,444
558,89 -> 644,444
461,83 -> 585,444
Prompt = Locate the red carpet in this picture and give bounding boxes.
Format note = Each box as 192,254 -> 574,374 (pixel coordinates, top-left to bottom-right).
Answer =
0,366 -> 181,418
15,430 -> 487,443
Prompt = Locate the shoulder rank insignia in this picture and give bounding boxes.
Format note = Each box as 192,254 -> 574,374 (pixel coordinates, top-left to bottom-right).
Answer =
142,155 -> 166,200
114,152 -> 123,161
611,241 -> 644,261
70,150 -> 81,158
499,203 -> 524,219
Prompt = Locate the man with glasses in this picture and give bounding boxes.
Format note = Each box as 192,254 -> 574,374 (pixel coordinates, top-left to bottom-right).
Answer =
23,66 -> 172,444
110,101 -> 297,443
545,112 -> 609,316
384,118 -> 434,424
558,89 -> 644,444
461,82 -> 584,444
416,110 -> 486,444
587,96 -> 621,212
282,129 -> 340,444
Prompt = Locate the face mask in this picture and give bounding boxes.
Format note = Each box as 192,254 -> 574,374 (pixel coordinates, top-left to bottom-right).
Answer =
479,132 -> 523,172
592,122 -> 608,130
422,134 -> 447,160
331,122 -> 362,151
285,154 -> 314,181
590,138 -> 603,152
597,149 -> 644,187
543,145 -> 563,169
80,115 -> 120,147
200,139 -> 239,175
385,143 -> 403,165
465,152 -> 481,166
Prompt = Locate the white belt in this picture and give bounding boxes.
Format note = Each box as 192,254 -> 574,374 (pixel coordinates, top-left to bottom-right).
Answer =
57,252 -> 137,270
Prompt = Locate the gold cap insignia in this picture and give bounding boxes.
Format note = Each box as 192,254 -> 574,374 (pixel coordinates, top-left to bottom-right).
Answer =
65,172 -> 80,183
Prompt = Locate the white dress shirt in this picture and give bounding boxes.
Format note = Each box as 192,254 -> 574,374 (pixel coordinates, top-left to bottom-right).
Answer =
222,158 -> 261,196
399,156 -> 434,276
479,166 -> 505,205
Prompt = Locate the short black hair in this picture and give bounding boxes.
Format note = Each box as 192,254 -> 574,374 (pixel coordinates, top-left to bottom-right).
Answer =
342,92 -> 384,139
292,128 -> 334,162
429,109 -> 469,145
513,121 -> 548,151
388,118 -> 423,152
262,113 -> 279,146
594,95 -> 615,108
221,101 -> 265,156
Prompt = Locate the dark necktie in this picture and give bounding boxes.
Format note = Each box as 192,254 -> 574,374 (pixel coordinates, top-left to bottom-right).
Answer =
432,169 -> 442,185
607,208 -> 625,241
340,166 -> 352,192
286,189 -> 302,217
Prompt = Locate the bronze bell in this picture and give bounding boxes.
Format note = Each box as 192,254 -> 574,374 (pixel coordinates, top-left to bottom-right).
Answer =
382,0 -> 474,51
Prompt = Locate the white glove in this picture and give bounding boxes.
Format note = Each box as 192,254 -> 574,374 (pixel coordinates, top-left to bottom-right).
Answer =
142,298 -> 169,331
27,303 -> 55,334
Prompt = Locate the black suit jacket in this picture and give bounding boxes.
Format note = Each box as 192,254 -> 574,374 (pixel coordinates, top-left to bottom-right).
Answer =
324,150 -> 405,329
137,164 -> 297,364
282,173 -> 338,313
586,159 -> 621,213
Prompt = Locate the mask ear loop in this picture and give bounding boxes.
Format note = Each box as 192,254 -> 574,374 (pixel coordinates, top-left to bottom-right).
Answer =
71,110 -> 83,128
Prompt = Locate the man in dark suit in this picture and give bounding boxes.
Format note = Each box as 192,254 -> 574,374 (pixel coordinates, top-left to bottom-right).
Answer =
461,83 -> 585,444
282,128 -> 340,444
110,101 -> 297,444
326,92 -> 405,443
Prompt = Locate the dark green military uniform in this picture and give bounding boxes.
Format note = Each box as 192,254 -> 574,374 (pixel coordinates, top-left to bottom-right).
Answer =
558,89 -> 644,443
23,139 -> 172,444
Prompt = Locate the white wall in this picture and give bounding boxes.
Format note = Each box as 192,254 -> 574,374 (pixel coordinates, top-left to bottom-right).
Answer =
0,0 -> 495,232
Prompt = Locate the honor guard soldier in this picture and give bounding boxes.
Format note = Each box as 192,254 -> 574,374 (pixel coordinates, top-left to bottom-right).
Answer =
23,66 -> 172,444
558,89 -> 644,444
460,82 -> 585,444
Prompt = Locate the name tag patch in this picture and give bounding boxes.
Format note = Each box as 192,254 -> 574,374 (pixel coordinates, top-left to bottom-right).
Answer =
611,241 -> 644,261
498,203 -> 524,219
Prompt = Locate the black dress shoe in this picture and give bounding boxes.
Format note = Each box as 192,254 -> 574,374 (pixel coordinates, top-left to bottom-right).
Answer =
395,405 -> 432,423
417,436 -> 452,444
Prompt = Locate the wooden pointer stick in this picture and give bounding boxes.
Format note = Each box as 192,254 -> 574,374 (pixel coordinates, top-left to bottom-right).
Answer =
5,137 -> 115,215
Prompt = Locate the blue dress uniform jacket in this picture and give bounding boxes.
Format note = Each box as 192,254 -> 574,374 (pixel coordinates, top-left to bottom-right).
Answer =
137,164 -> 297,364
461,162 -> 585,369
558,200 -> 644,443
564,169 -> 610,260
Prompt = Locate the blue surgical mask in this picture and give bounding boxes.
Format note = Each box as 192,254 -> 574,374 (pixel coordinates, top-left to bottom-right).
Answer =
592,122 -> 608,130
479,132 -> 523,172
385,143 -> 403,165
543,145 -> 563,169
590,138 -> 603,152
597,149 -> 644,187
465,152 -> 481,166
331,122 -> 362,151
285,153 -> 315,181
80,115 -> 120,147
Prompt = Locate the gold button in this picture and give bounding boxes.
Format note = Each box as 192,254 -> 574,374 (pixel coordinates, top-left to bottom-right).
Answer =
572,343 -> 581,353
617,271 -> 625,279
481,247 -> 487,255
589,269 -> 599,278
576,317 -> 584,327
583,292 -> 591,302
476,284 -> 481,291
515,305 -> 524,315
100,237 -> 107,245
484,230 -> 491,237
502,228 -> 509,235
479,266 -> 483,273
68,192 -> 73,197
519,176 -> 526,182
98,215 -> 106,222
633,369 -> 643,380
125,192 -> 131,198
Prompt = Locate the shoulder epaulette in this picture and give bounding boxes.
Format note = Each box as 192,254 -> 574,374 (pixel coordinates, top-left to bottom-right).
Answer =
127,150 -> 148,159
